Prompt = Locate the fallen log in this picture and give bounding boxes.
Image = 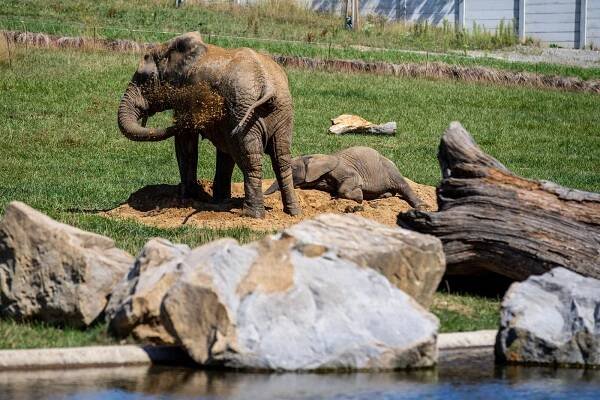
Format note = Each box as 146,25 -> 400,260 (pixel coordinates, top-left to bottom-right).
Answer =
398,122 -> 600,281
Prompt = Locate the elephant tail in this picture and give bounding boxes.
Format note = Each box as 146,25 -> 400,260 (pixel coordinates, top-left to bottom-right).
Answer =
231,82 -> 275,136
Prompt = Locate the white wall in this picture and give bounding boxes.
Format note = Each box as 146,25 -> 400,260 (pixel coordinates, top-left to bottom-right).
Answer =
525,0 -> 581,47
587,0 -> 600,47
465,0 -> 518,32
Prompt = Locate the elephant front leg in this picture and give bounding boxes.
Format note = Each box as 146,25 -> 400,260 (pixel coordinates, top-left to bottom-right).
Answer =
213,149 -> 235,202
337,175 -> 364,203
175,133 -> 202,199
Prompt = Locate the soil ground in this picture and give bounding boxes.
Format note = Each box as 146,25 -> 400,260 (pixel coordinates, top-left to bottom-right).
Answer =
103,179 -> 437,232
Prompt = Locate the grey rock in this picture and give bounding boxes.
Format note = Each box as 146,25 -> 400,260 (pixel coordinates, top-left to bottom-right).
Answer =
280,213 -> 445,307
161,234 -> 439,371
105,238 -> 190,343
496,267 -> 600,367
0,201 -> 133,327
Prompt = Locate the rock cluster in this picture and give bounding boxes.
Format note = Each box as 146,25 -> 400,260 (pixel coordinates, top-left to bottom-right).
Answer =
4,200 -> 600,371
105,238 -> 191,343
496,267 -> 600,367
0,202 -> 132,327
160,235 -> 439,370
0,203 -> 444,371
281,214 -> 445,308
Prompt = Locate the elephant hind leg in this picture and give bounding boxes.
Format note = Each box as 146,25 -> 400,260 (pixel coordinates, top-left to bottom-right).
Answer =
234,123 -> 267,218
213,150 -> 235,203
386,163 -> 425,209
267,137 -> 300,216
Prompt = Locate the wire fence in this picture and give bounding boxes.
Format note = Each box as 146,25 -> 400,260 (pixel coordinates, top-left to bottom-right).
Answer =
3,27 -> 600,94
0,14 -> 488,62
2,12 -> 599,90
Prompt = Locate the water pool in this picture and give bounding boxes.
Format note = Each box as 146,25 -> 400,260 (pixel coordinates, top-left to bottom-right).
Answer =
1,351 -> 599,400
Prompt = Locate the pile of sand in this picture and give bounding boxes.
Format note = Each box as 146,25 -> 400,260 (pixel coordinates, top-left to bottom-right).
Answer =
102,179 -> 437,231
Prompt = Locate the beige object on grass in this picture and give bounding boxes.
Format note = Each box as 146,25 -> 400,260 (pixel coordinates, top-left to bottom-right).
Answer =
329,114 -> 396,135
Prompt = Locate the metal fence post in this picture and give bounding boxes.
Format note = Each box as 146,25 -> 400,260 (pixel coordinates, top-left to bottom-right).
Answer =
457,0 -> 466,30
580,0 -> 588,49
518,0 -> 526,42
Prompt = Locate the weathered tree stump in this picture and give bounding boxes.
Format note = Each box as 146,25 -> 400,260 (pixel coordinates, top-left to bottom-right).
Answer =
398,122 -> 600,281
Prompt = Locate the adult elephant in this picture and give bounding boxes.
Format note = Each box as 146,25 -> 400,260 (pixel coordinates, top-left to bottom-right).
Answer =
117,32 -> 300,218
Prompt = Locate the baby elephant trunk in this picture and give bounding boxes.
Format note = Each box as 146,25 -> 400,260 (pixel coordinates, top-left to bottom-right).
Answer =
264,158 -> 306,195
264,180 -> 281,196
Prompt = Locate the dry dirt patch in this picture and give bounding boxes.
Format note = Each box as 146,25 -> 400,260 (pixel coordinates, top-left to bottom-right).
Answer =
102,179 -> 437,231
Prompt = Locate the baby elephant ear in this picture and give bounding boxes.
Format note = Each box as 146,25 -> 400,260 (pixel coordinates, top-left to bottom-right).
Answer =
305,155 -> 339,183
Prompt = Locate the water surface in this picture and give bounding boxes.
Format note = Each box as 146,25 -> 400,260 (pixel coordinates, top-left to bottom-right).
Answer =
1,350 -> 599,400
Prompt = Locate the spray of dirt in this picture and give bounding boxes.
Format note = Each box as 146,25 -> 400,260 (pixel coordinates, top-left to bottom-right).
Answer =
102,179 -> 437,231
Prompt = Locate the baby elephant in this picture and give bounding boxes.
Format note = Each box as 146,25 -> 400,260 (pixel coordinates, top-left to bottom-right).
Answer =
265,146 -> 426,209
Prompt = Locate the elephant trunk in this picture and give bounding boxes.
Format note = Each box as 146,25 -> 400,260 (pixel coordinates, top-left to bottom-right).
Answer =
117,83 -> 174,142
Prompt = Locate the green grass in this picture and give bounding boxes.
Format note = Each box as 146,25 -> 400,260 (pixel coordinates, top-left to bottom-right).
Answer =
3,0 -> 600,81
0,292 -> 500,349
0,320 -> 117,349
0,0 -> 519,51
432,293 -> 500,333
0,46 -> 598,347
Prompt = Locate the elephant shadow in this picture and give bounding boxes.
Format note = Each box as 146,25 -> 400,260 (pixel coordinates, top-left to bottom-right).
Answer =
126,184 -> 244,214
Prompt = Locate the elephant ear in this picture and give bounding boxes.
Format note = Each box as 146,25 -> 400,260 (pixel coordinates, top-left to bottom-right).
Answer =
304,155 -> 339,183
172,32 -> 206,58
163,32 -> 207,82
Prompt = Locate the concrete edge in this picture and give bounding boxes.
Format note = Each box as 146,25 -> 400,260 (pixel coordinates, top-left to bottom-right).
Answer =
0,345 -> 189,371
438,330 -> 497,351
0,331 -> 497,371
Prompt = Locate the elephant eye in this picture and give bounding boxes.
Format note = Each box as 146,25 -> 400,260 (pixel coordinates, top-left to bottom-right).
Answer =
176,39 -> 187,53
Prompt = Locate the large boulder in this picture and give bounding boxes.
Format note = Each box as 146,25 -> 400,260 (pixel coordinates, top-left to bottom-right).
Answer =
0,201 -> 133,327
281,214 -> 445,307
105,238 -> 191,343
496,267 -> 600,367
161,233 -> 439,371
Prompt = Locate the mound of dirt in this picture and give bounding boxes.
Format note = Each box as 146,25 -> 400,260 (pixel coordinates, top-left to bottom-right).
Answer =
102,179 -> 437,232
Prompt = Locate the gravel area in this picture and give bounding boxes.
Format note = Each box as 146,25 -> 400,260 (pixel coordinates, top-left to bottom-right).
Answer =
467,46 -> 600,68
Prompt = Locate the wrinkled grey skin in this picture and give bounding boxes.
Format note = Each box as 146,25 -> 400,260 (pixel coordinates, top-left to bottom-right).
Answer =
117,32 -> 299,218
265,146 -> 425,209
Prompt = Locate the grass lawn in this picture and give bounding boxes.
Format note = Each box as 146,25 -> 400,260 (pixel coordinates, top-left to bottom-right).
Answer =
0,46 -> 598,347
3,0 -> 600,81
0,292 -> 498,349
0,0 -> 521,52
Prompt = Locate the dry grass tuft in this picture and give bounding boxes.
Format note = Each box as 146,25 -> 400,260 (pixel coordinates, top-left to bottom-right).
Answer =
56,36 -> 88,48
0,34 -> 10,65
108,39 -> 141,53
15,32 -> 51,47
274,55 -> 600,94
